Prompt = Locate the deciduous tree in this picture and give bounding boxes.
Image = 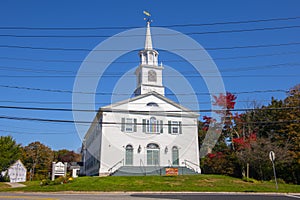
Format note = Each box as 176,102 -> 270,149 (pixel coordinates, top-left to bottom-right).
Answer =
21,141 -> 53,181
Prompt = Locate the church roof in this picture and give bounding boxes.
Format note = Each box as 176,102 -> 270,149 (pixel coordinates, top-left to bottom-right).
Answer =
100,91 -> 199,118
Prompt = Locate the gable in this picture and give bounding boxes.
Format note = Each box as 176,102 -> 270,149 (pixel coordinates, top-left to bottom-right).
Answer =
100,92 -> 199,117
9,160 -> 27,171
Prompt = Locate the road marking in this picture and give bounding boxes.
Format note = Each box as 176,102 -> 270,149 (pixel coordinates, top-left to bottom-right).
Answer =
0,196 -> 58,200
286,195 -> 300,199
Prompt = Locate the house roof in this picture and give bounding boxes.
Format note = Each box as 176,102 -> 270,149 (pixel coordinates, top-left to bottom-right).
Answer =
9,160 -> 26,171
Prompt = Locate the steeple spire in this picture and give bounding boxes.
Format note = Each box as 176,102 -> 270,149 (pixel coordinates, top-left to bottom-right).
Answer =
135,16 -> 164,96
139,20 -> 158,66
144,21 -> 153,50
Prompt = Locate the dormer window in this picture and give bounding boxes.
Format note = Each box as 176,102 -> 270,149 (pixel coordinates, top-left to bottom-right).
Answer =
146,102 -> 159,107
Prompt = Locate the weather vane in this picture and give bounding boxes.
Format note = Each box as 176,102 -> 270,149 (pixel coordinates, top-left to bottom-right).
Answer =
143,10 -> 153,23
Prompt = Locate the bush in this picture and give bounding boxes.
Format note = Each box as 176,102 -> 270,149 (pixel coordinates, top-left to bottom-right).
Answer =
270,178 -> 286,184
40,179 -> 51,186
0,172 -> 10,182
40,176 -> 74,186
242,176 -> 259,183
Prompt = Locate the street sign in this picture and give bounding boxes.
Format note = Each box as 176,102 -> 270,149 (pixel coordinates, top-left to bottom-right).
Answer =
269,151 -> 278,190
269,151 -> 275,162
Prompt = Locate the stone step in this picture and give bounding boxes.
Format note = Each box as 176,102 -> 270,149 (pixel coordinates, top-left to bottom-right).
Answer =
111,166 -> 199,176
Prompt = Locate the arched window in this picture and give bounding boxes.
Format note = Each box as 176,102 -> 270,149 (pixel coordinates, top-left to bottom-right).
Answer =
149,117 -> 157,133
143,117 -> 163,134
125,145 -> 133,165
172,146 -> 179,166
146,143 -> 160,165
148,70 -> 157,82
146,102 -> 159,107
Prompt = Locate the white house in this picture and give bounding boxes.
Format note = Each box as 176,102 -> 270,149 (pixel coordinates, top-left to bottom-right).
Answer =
81,21 -> 200,176
1,160 -> 27,182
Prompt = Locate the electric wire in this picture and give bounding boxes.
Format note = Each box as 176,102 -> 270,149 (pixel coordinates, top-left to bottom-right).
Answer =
1,24 -> 300,38
0,63 -> 298,76
0,51 -> 299,64
0,41 -> 300,52
0,115 -> 298,126
0,85 -> 289,95
0,105 -> 298,113
0,15 -> 299,30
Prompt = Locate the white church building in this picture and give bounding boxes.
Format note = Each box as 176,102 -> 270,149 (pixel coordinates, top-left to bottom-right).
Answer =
81,21 -> 200,176
1,160 -> 27,183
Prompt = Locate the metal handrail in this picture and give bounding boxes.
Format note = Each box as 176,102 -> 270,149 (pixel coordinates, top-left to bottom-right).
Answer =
108,158 -> 124,174
184,159 -> 201,173
168,160 -> 172,167
140,159 -> 146,176
154,159 -> 162,175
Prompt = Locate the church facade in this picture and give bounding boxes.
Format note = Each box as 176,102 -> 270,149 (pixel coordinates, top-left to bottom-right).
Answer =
81,21 -> 200,176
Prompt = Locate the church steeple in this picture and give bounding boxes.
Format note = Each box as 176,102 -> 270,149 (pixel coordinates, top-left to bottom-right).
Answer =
139,21 -> 159,66
134,20 -> 165,96
144,21 -> 153,50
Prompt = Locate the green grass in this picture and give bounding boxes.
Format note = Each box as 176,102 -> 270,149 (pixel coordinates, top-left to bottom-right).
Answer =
0,183 -> 10,190
1,175 -> 299,193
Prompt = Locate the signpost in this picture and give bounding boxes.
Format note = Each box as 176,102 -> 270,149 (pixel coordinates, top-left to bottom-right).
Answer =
51,162 -> 67,181
269,151 -> 278,190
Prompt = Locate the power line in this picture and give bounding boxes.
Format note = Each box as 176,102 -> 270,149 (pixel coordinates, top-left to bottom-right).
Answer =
0,129 -> 75,135
1,25 -> 300,38
0,74 -> 298,78
1,51 -> 299,64
0,105 -> 298,113
0,99 -> 277,105
0,41 -> 300,52
0,114 -> 298,126
0,85 -> 289,95
0,62 -> 298,75
0,122 -> 73,132
0,16 -> 299,30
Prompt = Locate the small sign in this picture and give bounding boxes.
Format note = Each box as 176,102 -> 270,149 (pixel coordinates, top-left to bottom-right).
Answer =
54,162 -> 65,175
165,168 -> 178,176
52,162 -> 67,180
269,151 -> 275,162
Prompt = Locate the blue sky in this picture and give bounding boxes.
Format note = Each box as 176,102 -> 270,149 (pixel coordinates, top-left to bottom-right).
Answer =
0,0 -> 299,151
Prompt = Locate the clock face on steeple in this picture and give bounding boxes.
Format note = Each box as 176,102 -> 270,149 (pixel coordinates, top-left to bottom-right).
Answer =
148,70 -> 157,82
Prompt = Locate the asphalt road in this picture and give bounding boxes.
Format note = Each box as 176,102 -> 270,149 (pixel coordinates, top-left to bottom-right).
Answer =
0,192 -> 299,200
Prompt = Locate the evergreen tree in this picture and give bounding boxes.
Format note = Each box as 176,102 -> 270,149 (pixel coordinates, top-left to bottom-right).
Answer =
0,136 -> 21,181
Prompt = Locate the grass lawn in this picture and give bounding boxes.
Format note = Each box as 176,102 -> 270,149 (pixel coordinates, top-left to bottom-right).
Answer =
0,183 -> 10,190
1,175 -> 299,193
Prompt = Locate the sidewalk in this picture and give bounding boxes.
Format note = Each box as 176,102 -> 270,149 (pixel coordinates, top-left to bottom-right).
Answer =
5,182 -> 26,188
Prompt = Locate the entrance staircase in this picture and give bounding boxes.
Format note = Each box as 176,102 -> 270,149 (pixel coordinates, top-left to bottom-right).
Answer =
110,166 -> 199,176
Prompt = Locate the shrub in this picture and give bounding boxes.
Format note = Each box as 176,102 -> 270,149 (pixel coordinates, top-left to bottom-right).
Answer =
270,178 -> 286,184
242,176 -> 259,183
40,176 -> 73,186
40,179 -> 51,186
0,172 -> 10,182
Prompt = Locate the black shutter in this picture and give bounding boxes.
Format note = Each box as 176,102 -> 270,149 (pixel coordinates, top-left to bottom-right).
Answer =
133,118 -> 137,132
142,119 -> 146,132
179,121 -> 182,134
168,121 -> 171,134
121,118 -> 125,132
160,120 -> 163,133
